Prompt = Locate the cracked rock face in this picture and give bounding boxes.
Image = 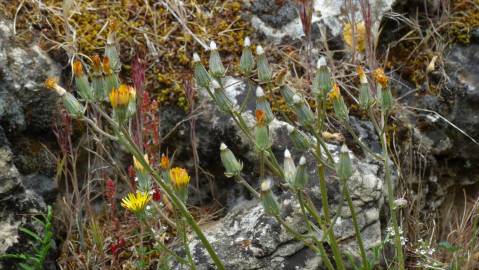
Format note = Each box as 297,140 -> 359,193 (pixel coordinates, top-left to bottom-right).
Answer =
171,77 -> 385,269
0,18 -> 59,270
249,0 -> 395,45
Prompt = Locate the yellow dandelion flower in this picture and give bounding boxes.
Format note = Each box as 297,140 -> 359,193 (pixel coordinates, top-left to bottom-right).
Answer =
133,154 -> 149,174
109,84 -> 131,108
343,22 -> 366,52
170,167 -> 190,189
121,191 -> 151,213
328,83 -> 341,100
372,68 -> 389,88
44,77 -> 58,90
160,154 -> 170,170
72,60 -> 83,76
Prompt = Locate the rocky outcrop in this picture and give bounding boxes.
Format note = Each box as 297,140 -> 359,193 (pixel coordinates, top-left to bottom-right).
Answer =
169,77 -> 385,269
0,18 -> 59,269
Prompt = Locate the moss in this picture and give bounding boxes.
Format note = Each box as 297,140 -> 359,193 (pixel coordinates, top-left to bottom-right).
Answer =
5,0 -> 253,110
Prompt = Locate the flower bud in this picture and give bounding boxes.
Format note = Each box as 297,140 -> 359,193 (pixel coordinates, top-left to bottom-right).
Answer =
260,179 -> 280,216
283,149 -> 296,186
63,92 -> 86,118
212,80 -> 233,113
256,45 -> 272,82
293,156 -> 309,189
256,87 -> 274,123
134,154 -> 152,193
209,41 -> 225,78
336,145 -> 353,179
292,95 -> 315,127
105,33 -> 121,72
220,143 -> 243,177
170,167 -> 190,202
287,125 -> 311,151
312,56 -> 332,98
280,85 -> 297,107
240,37 -> 255,75
90,55 -> 107,100
193,53 -> 211,89
378,86 -> 394,112
160,154 -> 170,170
357,66 -> 373,110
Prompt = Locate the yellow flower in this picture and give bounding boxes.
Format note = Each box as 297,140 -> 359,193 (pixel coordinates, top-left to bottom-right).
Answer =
328,83 -> 341,100
44,77 -> 66,96
121,191 -> 151,213
133,154 -> 149,174
72,60 -> 83,76
372,68 -> 388,88
343,22 -> 366,52
160,154 -> 170,170
170,167 -> 190,189
109,84 -> 131,108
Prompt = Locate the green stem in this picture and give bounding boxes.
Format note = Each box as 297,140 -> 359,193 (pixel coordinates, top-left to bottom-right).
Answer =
341,177 -> 369,269
180,219 -> 197,270
236,175 -> 260,198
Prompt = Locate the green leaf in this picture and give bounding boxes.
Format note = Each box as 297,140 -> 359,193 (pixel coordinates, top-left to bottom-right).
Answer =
439,241 -> 460,253
19,262 -> 34,270
19,227 -> 42,242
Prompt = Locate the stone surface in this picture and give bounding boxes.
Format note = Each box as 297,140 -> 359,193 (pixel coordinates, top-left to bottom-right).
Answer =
170,77 -> 385,269
249,0 -> 395,45
0,18 -> 59,270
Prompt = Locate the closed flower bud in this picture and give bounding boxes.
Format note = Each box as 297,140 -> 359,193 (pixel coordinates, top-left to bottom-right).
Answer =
287,125 -> 311,151
260,179 -> 280,216
193,53 -> 211,89
378,86 -> 394,111
90,55 -> 106,100
336,145 -> 353,179
283,149 -> 296,186
105,36 -> 121,72
312,56 -> 332,98
357,66 -> 373,110
280,85 -> 297,107
134,154 -> 152,192
293,156 -> 309,189
63,92 -> 86,118
256,45 -> 272,82
209,41 -> 225,78
103,57 -> 120,95
160,154 -> 170,170
212,80 -> 233,113
292,95 -> 315,127
256,87 -> 274,123
240,37 -> 255,75
72,60 -> 94,101
220,143 -> 243,177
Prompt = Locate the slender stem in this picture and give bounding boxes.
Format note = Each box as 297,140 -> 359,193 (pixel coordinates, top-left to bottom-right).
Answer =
179,218 -> 197,270
341,177 -> 369,269
236,175 -> 260,198
297,191 -> 336,270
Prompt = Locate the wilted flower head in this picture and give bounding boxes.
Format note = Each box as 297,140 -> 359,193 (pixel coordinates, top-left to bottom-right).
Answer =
103,56 -> 112,75
72,60 -> 84,76
92,55 -> 102,72
44,77 -> 66,96
160,154 -> 170,170
357,65 -> 368,84
121,191 -> 151,213
328,83 -> 341,100
373,68 -> 389,88
170,167 -> 190,189
255,109 -> 266,126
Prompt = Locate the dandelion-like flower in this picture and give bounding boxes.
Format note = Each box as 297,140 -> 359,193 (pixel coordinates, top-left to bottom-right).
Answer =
73,60 -> 84,76
170,167 -> 190,189
109,84 -> 132,108
121,191 -> 151,213
44,77 -> 66,96
372,68 -> 389,88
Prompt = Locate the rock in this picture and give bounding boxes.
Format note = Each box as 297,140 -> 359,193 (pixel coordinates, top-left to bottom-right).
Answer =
249,0 -> 396,45
0,18 -> 59,270
170,77 -> 385,269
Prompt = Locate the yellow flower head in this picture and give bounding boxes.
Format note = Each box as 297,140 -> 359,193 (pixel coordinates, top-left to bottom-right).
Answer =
44,77 -> 58,90
109,84 -> 131,108
103,56 -> 112,75
343,22 -> 366,52
170,167 -> 190,189
328,83 -> 341,101
72,60 -> 84,76
160,154 -> 170,170
372,68 -> 388,88
133,154 -> 149,174
121,191 -> 151,213
92,55 -> 102,73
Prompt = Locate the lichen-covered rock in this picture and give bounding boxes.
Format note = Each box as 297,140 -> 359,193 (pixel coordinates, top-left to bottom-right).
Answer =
249,0 -> 395,45
0,18 -> 59,270
169,77 -> 385,269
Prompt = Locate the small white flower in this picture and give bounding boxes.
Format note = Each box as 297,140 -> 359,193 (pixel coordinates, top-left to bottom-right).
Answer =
256,45 -> 264,55
244,37 -> 251,47
209,41 -> 217,51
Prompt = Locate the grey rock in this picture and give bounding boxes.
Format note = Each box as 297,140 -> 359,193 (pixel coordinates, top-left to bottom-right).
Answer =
171,77 -> 385,269
22,174 -> 57,204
